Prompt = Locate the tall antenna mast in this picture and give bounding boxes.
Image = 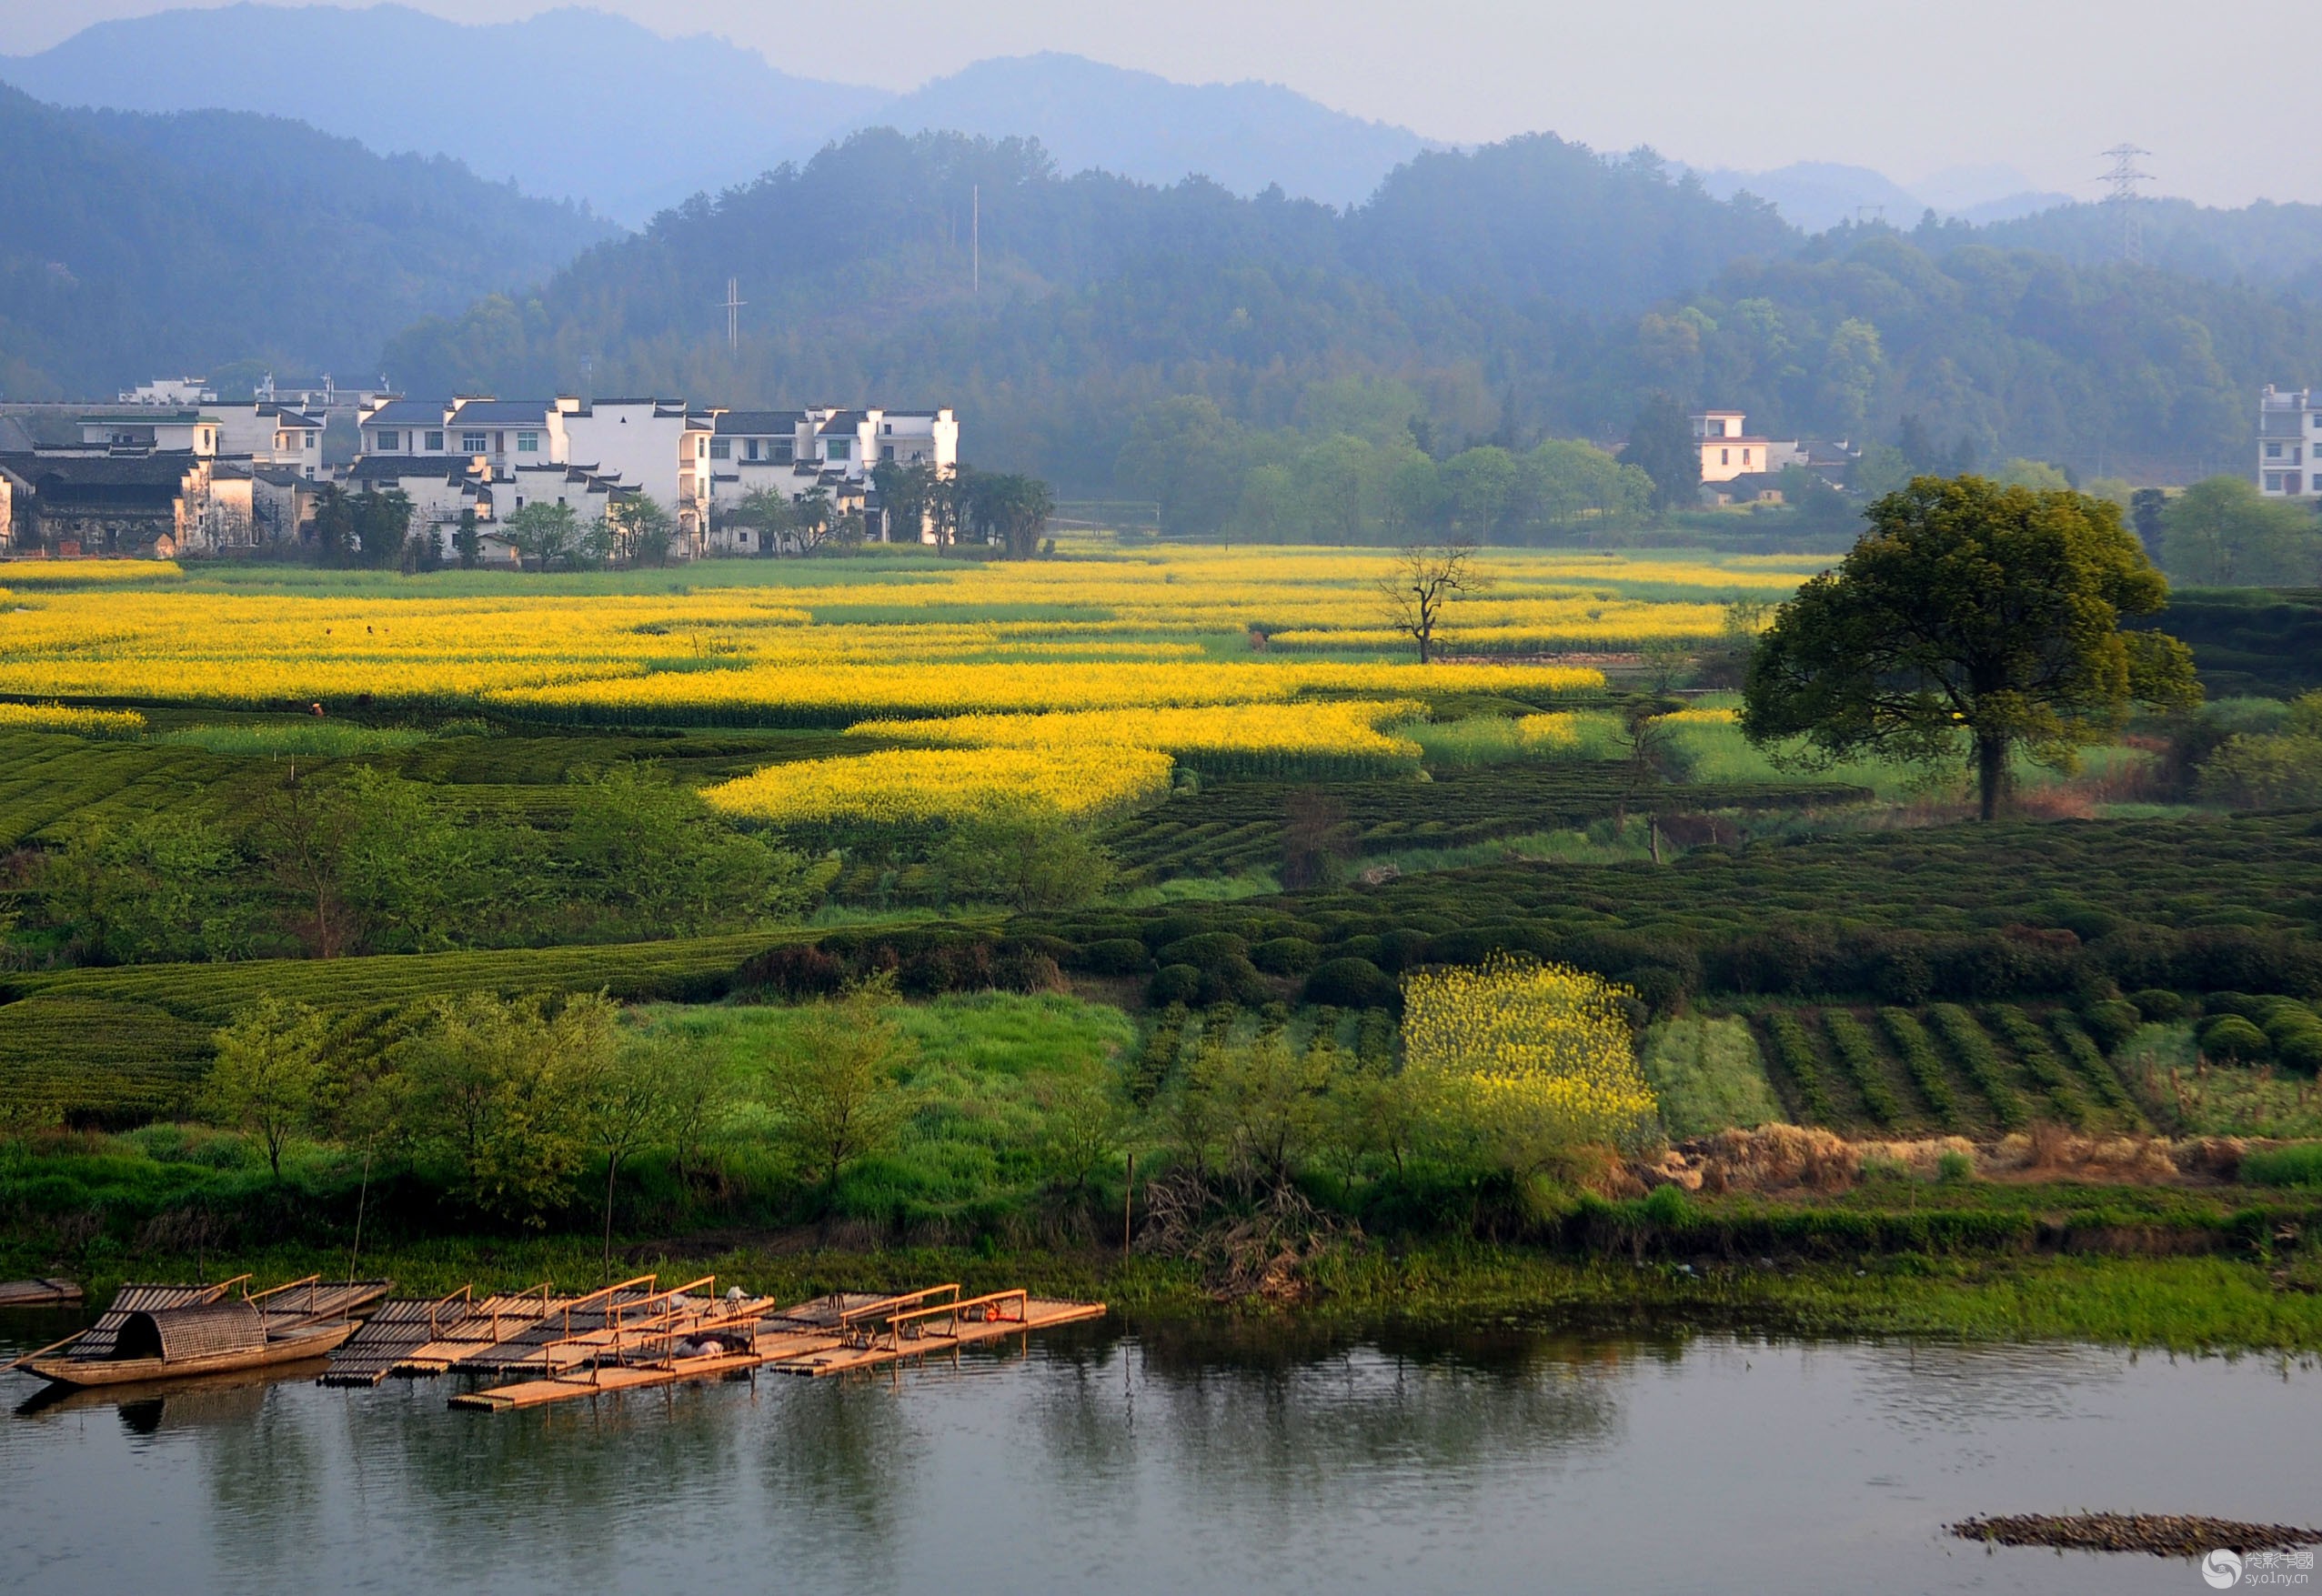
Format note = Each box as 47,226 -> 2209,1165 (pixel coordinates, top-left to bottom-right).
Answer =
2097,145 -> 2154,264
971,184 -> 980,300
718,276 -> 745,351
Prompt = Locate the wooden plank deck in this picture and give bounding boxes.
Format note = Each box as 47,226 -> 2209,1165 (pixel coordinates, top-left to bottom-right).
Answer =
444,1284 -> 1106,1413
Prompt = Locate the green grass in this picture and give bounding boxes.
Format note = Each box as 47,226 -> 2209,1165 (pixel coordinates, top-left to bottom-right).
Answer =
2118,1021 -> 2322,1138
1638,1017 -> 1786,1138
632,992 -> 1137,1222
150,720 -> 445,757
2242,1144 -> 2322,1188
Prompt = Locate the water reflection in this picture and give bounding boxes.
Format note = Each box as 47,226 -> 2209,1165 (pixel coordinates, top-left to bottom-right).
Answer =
3,1314 -> 2317,1596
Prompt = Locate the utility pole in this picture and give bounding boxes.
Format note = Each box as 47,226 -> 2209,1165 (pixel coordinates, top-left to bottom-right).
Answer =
971,184 -> 980,300
2098,145 -> 2154,265
718,277 -> 745,351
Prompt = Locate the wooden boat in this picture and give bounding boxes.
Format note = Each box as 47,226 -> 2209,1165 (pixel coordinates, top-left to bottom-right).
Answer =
13,1275 -> 390,1390
0,1278 -> 83,1308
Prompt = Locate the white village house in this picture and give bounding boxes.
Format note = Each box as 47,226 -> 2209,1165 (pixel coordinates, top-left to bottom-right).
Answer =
355,395 -> 957,558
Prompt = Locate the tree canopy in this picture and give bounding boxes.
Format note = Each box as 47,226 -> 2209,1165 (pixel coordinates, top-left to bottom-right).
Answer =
1742,476 -> 2200,819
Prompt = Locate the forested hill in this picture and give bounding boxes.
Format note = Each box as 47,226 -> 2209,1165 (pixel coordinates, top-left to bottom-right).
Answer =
381,129 -> 1799,477
0,86 -> 615,399
382,129 -> 2322,491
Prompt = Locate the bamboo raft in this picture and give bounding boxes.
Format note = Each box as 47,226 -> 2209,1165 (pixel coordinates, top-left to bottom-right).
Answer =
0,1279 -> 82,1308
15,1276 -> 390,1390
319,1277 -> 1104,1412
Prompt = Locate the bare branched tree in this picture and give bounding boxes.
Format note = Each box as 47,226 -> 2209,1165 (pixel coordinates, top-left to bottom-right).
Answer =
1377,541 -> 1493,664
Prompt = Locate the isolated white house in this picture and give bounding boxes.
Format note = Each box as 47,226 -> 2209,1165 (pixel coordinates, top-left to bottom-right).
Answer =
2259,386 -> 2320,497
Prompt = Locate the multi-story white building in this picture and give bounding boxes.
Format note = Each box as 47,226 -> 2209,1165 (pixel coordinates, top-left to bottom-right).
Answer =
2258,386 -> 2321,497
208,402 -> 327,478
351,395 -> 957,556
1690,410 -> 1802,485
562,398 -> 715,551
707,406 -> 958,539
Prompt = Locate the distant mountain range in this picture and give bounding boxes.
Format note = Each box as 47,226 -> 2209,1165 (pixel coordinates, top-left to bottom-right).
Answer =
0,5 -> 2051,231
1689,161 -> 2071,233
0,5 -> 1426,222
0,5 -> 887,226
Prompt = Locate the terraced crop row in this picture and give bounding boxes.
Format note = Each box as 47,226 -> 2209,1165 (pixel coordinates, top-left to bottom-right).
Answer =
1101,765 -> 1869,878
1750,1002 -> 2156,1137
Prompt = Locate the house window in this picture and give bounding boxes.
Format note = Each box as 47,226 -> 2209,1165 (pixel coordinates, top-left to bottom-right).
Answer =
2267,472 -> 2286,492
882,422 -> 892,435
744,439 -> 759,461
461,432 -> 488,453
828,438 -> 850,461
881,445 -> 896,463
2292,474 -> 2307,495
771,440 -> 793,465
2267,442 -> 2284,458
1720,448 -> 1730,466
710,438 -> 730,459
377,430 -> 400,450
517,431 -> 539,453
1743,448 -> 1753,466
425,430 -> 444,451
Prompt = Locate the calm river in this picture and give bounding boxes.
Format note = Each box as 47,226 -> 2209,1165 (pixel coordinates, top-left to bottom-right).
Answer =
2,1310 -> 2314,1594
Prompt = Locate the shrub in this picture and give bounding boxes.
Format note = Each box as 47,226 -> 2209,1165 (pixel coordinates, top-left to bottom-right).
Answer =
1251,937 -> 1322,976
1927,1004 -> 2029,1130
1304,957 -> 1397,1009
2048,1012 -> 2138,1114
1197,955 -> 1273,1007
1157,931 -> 1251,971
1879,1008 -> 1964,1131
2198,1014 -> 2271,1063
2240,1144 -> 2322,1188
1763,1012 -> 1836,1124
737,942 -> 847,999
1822,1010 -> 1903,1127
1936,1149 -> 1975,1182
2257,1001 -> 2322,1076
1076,938 -> 1153,976
2130,988 -> 2186,1022
1150,964 -> 1202,1006
2080,999 -> 2144,1053
1869,944 -> 1935,1006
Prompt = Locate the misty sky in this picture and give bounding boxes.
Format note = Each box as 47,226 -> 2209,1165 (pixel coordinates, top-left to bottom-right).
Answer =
0,0 -> 2298,206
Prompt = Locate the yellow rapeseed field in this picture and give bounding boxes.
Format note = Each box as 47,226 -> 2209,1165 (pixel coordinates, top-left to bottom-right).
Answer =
701,745 -> 1175,826
0,541 -> 1813,821
1402,956 -> 1660,1155
0,702 -> 146,736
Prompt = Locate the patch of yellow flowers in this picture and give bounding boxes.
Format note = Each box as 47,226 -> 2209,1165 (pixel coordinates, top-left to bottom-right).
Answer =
1402,956 -> 1659,1156
701,744 -> 1174,827
0,702 -> 146,736
841,699 -> 1425,763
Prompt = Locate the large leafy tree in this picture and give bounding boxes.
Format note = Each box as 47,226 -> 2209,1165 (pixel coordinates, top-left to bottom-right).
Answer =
1742,476 -> 2199,820
2159,476 -> 2322,587
1616,392 -> 1699,517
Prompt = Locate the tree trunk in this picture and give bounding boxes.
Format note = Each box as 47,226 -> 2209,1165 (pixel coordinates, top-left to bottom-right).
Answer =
602,1156 -> 619,1277
1975,732 -> 2010,822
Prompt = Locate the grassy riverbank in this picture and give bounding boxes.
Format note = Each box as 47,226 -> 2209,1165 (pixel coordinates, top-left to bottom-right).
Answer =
10,1230 -> 2321,1356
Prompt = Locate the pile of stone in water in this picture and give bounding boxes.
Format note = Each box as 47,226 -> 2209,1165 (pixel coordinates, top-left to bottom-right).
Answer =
1952,1513 -> 2322,1557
